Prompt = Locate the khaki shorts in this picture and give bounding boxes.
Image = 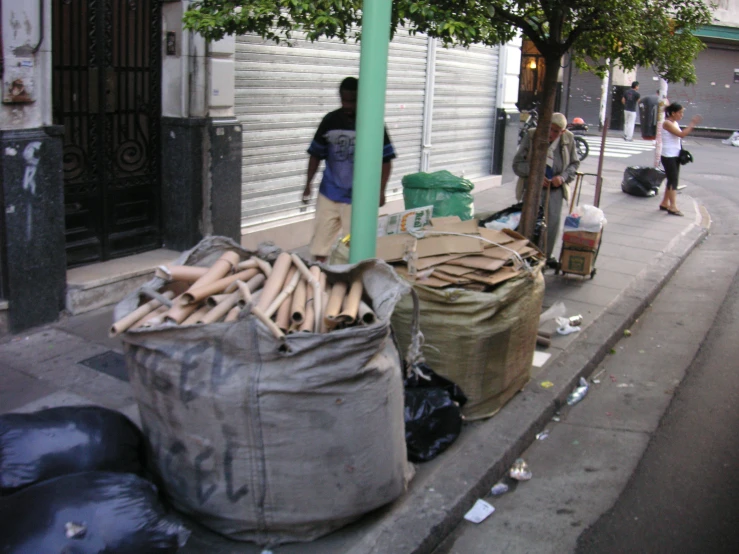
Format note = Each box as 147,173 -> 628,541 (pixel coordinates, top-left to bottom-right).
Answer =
309,193 -> 353,257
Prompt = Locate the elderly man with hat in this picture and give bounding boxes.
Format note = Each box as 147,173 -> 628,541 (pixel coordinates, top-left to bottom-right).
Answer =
512,112 -> 580,263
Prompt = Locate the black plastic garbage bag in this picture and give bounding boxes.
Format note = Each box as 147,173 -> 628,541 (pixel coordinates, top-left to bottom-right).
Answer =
0,471 -> 189,553
0,406 -> 145,495
404,363 -> 467,463
478,202 -> 545,246
621,166 -> 666,197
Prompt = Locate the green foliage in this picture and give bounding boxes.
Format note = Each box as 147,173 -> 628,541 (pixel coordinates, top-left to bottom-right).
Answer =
185,1 -> 714,85
183,0 -> 714,240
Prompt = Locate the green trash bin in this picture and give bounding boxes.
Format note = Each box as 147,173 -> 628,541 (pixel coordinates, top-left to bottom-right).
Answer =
402,170 -> 475,220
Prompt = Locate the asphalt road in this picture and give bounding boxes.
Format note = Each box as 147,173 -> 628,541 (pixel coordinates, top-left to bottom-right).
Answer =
433,135 -> 739,553
576,136 -> 739,553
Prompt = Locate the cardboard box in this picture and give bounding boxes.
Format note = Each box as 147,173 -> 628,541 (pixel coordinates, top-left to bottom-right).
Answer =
560,248 -> 596,275
562,229 -> 601,251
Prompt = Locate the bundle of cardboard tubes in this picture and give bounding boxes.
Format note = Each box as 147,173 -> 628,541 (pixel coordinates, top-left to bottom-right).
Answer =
110,251 -> 375,340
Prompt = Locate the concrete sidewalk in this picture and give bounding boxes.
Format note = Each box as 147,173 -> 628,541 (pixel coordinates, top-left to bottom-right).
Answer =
0,170 -> 708,554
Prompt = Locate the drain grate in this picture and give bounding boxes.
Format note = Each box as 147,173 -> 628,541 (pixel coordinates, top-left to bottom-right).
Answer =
80,351 -> 129,382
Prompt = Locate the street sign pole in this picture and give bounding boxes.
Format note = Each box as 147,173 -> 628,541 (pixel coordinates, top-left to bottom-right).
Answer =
349,0 -> 392,263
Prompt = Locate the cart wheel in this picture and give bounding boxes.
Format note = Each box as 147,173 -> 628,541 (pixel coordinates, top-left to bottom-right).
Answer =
590,268 -> 597,279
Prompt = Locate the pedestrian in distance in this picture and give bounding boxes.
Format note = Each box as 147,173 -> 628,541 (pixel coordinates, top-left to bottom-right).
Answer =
622,81 -> 641,141
659,102 -> 702,216
302,76 -> 396,262
513,112 -> 580,263
640,90 -> 661,140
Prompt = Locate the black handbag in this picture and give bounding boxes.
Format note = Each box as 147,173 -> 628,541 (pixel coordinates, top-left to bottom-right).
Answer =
678,148 -> 693,165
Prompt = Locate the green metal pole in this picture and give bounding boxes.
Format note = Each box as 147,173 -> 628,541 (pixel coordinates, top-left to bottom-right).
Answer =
349,0 -> 392,263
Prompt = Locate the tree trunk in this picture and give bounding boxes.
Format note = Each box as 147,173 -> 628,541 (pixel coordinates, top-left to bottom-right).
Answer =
519,53 -> 562,242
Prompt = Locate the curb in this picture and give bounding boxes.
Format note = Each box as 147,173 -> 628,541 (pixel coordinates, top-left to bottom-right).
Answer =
347,204 -> 709,554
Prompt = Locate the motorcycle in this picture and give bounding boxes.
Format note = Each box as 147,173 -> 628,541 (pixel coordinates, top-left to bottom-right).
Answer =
517,104 -> 590,162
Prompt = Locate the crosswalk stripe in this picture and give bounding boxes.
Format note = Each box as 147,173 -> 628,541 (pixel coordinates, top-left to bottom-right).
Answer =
586,139 -> 655,150
578,137 -> 655,159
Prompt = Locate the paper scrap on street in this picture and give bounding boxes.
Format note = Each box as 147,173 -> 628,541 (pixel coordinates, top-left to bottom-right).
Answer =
463,499 -> 496,523
533,351 -> 551,367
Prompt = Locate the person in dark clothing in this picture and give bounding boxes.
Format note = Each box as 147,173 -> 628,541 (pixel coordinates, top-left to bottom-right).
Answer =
302,77 -> 396,261
622,81 -> 641,141
640,90 -> 661,139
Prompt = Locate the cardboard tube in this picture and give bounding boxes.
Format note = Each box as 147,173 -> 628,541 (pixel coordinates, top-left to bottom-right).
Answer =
164,297 -> 201,325
299,274 -> 315,333
265,267 -> 299,319
251,305 -> 285,340
357,300 -> 377,325
225,305 -> 241,322
206,293 -> 231,308
275,290 -> 293,332
288,321 -> 301,334
183,268 -> 259,305
189,250 -> 241,290
237,280 -> 253,303
290,278 -> 307,325
324,281 -> 348,328
299,301 -> 314,332
255,257 -> 272,278
256,252 -> 293,313
155,265 -> 209,283
139,287 -> 175,308
131,305 -> 169,330
200,292 -> 241,324
226,272 -> 265,294
291,255 -> 322,332
338,278 -> 363,323
236,259 -> 259,270
110,290 -> 176,336
320,284 -> 331,334
182,304 -> 210,325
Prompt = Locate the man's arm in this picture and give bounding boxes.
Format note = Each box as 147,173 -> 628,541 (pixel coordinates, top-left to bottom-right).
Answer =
303,155 -> 321,203
380,161 -> 392,207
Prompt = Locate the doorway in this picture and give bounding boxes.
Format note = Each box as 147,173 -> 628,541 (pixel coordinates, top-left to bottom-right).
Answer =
52,0 -> 162,267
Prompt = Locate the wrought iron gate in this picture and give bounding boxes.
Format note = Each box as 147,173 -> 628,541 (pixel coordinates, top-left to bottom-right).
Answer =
52,0 -> 162,267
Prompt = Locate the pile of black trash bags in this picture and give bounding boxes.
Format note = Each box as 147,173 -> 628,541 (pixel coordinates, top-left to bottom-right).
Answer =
0,406 -> 189,553
404,363 -> 467,463
621,166 -> 667,197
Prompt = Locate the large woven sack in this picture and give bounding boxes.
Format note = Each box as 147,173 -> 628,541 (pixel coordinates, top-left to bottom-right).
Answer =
115,237 -> 415,546
392,268 -> 544,420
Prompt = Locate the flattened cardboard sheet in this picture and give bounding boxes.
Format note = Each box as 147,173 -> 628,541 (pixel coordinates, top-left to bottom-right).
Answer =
447,256 -> 508,272
415,253 -> 468,271
428,217 -> 480,234
480,239 -> 530,260
479,227 -> 517,246
376,234 -> 415,262
415,235 -> 483,258
393,265 -> 450,288
465,266 -> 522,286
432,270 -> 474,285
434,264 -> 475,276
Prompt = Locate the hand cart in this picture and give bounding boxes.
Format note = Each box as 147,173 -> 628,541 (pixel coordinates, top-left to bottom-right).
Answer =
555,172 -> 603,279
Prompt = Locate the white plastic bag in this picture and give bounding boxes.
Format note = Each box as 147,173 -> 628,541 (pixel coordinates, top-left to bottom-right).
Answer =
721,131 -> 739,146
566,204 -> 606,232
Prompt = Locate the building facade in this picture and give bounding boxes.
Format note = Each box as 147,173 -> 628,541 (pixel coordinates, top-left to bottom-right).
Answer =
558,1 -> 739,132
1,1 -> 518,332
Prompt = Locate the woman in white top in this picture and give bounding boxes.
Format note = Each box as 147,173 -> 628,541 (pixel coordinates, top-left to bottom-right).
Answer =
659,102 -> 702,216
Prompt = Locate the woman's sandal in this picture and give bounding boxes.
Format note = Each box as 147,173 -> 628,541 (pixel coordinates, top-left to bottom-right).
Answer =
659,205 -> 669,211
667,209 -> 684,216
